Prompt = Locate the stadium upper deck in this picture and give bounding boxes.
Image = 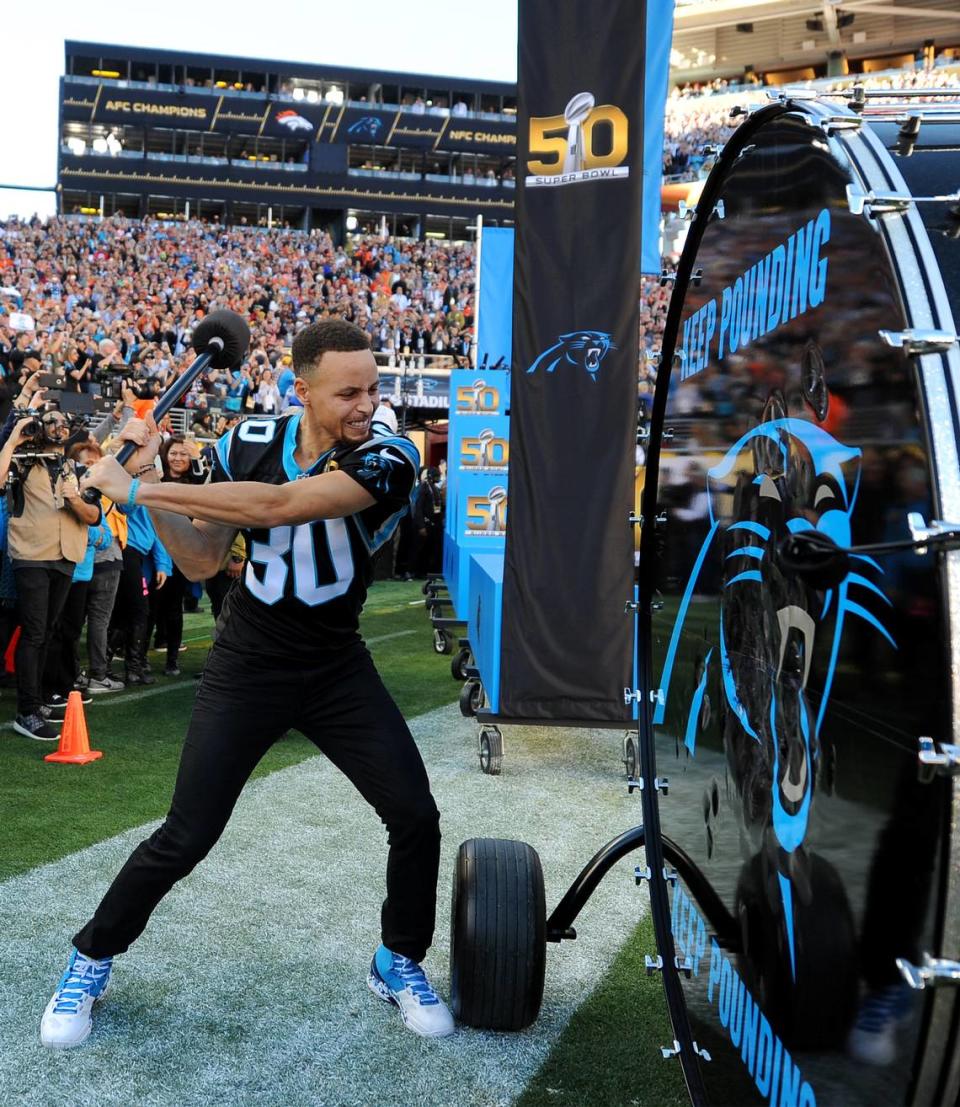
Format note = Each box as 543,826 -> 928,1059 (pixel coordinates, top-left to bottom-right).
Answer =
58,42 -> 518,239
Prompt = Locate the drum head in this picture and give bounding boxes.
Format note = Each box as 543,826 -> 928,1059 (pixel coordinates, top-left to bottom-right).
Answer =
644,100 -> 958,1106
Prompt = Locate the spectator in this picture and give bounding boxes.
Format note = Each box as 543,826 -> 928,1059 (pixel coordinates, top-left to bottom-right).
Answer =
0,389 -> 100,739
149,437 -> 203,676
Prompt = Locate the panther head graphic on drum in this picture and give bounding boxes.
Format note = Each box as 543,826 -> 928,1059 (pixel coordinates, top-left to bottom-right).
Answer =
527,330 -> 615,381
655,410 -> 896,978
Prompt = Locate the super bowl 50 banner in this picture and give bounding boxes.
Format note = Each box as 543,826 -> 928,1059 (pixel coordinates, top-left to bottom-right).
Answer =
499,0 -> 671,720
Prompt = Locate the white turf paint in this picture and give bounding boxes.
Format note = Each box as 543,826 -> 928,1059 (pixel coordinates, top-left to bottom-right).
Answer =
0,704 -> 648,1107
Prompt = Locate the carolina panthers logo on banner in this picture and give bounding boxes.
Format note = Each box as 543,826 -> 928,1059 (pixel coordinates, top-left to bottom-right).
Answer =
527,330 -> 614,381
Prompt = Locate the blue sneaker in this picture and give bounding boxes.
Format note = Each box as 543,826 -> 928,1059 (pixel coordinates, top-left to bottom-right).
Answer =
40,949 -> 113,1049
367,945 -> 454,1037
846,983 -> 913,1066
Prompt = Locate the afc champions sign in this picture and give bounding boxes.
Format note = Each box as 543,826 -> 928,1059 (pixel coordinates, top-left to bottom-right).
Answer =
525,91 -> 629,188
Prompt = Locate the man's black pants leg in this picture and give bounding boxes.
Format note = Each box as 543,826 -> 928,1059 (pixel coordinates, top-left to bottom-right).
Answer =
73,647 -> 292,958
14,567 -> 72,716
296,643 -> 440,964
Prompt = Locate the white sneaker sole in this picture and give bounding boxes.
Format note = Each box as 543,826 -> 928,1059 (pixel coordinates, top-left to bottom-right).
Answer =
366,971 -> 454,1038
40,982 -> 110,1050
13,721 -> 59,741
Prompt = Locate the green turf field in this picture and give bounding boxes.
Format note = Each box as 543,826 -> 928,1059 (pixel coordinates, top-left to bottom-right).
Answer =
0,581 -> 686,1107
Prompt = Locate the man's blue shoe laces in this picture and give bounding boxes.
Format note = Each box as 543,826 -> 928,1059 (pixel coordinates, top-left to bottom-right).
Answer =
52,955 -> 111,1015
389,955 -> 439,1006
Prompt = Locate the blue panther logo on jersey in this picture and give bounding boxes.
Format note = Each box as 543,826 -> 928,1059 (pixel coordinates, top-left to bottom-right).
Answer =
527,330 -> 615,382
353,447 -> 405,495
655,417 -> 896,979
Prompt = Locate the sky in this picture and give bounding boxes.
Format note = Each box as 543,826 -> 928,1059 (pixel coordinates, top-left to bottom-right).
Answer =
0,0 -> 519,220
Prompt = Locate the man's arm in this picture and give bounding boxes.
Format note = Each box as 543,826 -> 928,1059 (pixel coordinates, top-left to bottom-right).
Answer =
82,455 -> 375,529
136,471 -> 238,581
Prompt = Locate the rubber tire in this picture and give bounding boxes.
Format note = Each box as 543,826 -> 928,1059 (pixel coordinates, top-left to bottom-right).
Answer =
623,734 -> 639,781
450,838 -> 547,1030
470,681 -> 485,712
460,680 -> 479,718
735,850 -> 858,1049
451,647 -> 471,682
434,628 -> 453,655
479,727 -> 503,775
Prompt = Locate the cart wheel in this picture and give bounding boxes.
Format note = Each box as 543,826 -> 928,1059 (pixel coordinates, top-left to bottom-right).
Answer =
459,680 -> 479,718
433,628 -> 453,655
622,733 -> 639,781
735,850 -> 858,1049
450,647 -> 472,681
479,727 -> 503,775
470,680 -> 485,713
422,580 -> 433,596
450,838 -> 546,1030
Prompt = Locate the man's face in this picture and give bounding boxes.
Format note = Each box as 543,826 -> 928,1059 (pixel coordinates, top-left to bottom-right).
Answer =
41,411 -> 69,447
296,349 -> 379,448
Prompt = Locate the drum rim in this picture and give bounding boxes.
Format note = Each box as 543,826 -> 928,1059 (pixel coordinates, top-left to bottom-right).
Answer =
642,94 -> 960,1105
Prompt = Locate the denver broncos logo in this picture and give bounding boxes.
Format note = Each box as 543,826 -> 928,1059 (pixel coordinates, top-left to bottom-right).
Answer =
527,330 -> 615,381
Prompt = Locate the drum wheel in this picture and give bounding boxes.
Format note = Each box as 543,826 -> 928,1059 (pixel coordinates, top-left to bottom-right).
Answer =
433,628 -> 453,655
450,838 -> 546,1030
451,647 -> 472,681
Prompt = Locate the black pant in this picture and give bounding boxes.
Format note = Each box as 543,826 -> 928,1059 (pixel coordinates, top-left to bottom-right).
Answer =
109,547 -> 148,676
152,567 -> 188,670
205,570 -> 236,622
14,567 -> 73,716
73,640 -> 441,963
43,579 -> 90,697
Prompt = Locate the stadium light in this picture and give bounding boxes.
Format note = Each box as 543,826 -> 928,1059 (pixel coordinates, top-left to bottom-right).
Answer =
292,87 -> 305,101
345,215 -> 358,231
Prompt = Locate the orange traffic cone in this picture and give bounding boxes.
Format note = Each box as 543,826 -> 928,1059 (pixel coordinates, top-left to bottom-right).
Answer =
44,691 -> 103,765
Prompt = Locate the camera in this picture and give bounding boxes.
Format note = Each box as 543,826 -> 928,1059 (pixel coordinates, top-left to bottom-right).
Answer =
17,417 -> 43,442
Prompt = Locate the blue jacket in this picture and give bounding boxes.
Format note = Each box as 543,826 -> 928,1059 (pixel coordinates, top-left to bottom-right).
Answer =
73,521 -> 115,583
120,504 -> 173,575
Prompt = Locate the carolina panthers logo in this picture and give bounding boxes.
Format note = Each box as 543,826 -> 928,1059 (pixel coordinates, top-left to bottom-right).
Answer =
655,414 -> 896,980
527,330 -> 614,382
354,448 -> 403,494
347,116 -> 383,139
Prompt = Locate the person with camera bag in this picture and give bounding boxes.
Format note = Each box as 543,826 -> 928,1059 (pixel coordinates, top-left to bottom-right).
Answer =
0,402 -> 100,739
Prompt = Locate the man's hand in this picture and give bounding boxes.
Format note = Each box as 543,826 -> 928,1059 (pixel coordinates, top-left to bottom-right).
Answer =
16,370 -> 42,407
226,557 -> 244,580
155,571 -> 168,589
116,413 -> 161,473
8,416 -> 38,449
80,455 -> 133,504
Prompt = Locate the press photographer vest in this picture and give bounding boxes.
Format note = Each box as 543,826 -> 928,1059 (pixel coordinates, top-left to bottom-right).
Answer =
8,462 -> 87,565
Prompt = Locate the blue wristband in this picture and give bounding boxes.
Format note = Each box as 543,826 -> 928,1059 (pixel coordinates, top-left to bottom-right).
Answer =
126,477 -> 140,511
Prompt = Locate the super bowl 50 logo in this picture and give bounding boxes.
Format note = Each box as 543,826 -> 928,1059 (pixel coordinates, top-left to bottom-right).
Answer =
465,486 -> 508,535
460,429 -> 509,472
455,379 -> 503,415
526,92 -> 629,189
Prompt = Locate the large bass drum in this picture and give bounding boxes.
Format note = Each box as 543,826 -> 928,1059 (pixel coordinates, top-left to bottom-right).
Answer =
640,94 -> 960,1106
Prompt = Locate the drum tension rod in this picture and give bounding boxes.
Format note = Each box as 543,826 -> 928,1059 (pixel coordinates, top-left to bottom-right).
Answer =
917,736 -> 960,782
659,1038 -> 712,1062
848,183 -> 960,217
897,953 -> 960,991
879,328 -> 956,356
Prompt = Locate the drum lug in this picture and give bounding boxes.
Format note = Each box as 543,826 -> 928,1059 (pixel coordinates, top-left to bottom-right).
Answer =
906,512 -> 960,554
897,954 -> 960,990
846,183 -> 912,216
879,328 -> 957,356
917,736 -> 960,782
819,116 -> 863,134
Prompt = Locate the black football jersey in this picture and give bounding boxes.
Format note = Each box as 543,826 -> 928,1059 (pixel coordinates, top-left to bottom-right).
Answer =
209,412 -> 419,657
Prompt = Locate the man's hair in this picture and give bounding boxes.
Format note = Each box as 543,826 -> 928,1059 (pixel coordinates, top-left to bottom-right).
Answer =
291,319 -> 370,378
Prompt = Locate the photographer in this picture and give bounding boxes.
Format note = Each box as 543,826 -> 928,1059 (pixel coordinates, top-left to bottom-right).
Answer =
0,406 -> 100,740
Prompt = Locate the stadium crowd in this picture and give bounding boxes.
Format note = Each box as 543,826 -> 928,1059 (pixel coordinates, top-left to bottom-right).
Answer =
1,57 -> 956,740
